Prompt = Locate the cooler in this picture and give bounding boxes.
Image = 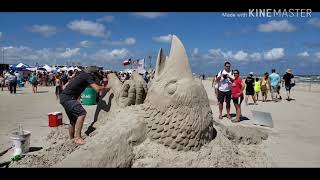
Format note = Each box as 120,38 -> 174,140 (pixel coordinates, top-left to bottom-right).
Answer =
81,87 -> 97,105
48,112 -> 63,127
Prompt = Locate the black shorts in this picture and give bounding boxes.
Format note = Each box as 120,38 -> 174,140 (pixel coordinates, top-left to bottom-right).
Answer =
285,85 -> 292,91
246,88 -> 254,95
232,96 -> 244,104
61,100 -> 87,124
218,90 -> 231,103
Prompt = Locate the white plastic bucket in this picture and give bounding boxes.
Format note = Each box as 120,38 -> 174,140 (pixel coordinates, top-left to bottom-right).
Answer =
10,130 -> 31,155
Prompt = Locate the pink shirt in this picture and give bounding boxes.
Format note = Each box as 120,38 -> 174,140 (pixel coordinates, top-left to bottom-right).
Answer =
231,78 -> 243,98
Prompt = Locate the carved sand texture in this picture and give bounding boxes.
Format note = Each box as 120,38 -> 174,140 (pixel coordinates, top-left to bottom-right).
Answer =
143,35 -> 215,151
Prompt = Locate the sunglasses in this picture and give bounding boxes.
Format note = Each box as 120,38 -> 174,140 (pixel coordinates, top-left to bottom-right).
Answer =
233,72 -> 239,74
225,65 -> 230,67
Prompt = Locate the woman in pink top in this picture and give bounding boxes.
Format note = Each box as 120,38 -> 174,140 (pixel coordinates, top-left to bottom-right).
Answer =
231,69 -> 245,122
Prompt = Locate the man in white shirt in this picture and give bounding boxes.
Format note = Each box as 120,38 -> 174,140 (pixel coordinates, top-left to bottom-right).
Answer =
216,62 -> 234,119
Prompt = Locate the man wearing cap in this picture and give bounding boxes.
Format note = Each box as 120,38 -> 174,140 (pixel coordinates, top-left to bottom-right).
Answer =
269,69 -> 281,102
245,72 -> 257,105
282,69 -> 294,100
59,66 -> 110,145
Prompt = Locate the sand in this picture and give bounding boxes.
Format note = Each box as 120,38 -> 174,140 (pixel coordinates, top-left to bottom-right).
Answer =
1,80 -> 320,167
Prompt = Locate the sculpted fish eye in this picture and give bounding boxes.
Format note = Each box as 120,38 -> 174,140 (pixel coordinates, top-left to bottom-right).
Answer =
165,80 -> 177,95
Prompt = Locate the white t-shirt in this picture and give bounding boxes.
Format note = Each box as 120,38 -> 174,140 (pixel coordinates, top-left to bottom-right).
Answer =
217,70 -> 234,92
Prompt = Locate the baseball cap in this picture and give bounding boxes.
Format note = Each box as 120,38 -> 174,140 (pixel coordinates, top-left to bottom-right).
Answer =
84,66 -> 99,73
249,72 -> 254,76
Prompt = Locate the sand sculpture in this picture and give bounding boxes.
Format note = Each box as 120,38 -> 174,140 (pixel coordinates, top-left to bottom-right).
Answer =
142,35 -> 215,151
104,35 -> 215,151
9,35 -> 269,167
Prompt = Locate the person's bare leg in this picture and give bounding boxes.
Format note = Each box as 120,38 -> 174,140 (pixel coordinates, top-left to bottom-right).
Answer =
252,95 -> 257,104
236,104 -> 241,121
219,103 -> 223,119
226,102 -> 231,119
74,114 -> 86,145
288,89 -> 291,100
69,123 -> 75,139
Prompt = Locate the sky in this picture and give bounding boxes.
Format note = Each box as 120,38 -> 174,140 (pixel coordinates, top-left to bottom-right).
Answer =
0,12 -> 320,75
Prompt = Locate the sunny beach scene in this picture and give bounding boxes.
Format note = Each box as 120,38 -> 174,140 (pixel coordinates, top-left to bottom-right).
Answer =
1,12 -> 320,167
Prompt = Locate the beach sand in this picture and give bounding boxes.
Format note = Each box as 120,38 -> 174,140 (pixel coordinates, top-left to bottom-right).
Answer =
1,80 -> 320,167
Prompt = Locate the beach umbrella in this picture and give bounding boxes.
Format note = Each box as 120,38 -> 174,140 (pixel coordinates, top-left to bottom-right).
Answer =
26,67 -> 37,71
42,64 -> 53,72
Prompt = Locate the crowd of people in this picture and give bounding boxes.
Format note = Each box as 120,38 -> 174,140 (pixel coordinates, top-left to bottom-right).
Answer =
212,61 -> 295,122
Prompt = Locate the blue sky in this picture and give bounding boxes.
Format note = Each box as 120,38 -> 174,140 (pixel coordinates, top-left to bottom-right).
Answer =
0,12 -> 320,75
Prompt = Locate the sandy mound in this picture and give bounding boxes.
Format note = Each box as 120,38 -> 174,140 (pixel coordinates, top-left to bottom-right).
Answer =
9,107 -> 270,167
132,124 -> 270,167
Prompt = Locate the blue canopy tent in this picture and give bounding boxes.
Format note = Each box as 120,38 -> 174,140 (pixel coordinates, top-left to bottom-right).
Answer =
9,63 -> 31,71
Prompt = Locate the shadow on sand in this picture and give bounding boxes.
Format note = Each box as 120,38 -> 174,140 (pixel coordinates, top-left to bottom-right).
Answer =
224,113 -> 250,121
29,147 -> 43,152
85,92 -> 114,136
36,91 -> 49,94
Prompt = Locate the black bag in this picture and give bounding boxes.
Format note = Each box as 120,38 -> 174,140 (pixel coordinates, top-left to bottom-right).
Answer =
290,78 -> 295,87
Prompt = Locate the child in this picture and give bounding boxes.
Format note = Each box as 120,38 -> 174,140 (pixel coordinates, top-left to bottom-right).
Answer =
254,77 -> 261,101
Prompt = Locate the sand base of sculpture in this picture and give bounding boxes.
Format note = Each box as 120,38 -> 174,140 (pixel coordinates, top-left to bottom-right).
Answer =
10,97 -> 270,167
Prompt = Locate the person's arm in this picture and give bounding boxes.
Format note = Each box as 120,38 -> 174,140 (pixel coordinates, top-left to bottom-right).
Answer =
240,81 -> 245,95
227,73 -> 235,81
212,77 -> 215,87
216,71 -> 222,81
89,83 -> 110,93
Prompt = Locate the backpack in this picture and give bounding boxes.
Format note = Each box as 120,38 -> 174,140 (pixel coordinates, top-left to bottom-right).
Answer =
290,78 -> 295,87
8,75 -> 17,83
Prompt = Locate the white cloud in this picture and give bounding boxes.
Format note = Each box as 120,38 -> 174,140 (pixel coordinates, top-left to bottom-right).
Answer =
205,48 -> 284,61
263,48 -> 285,60
307,18 -> 320,28
249,52 -> 262,61
94,48 -> 129,61
192,48 -> 199,55
132,12 -> 168,19
1,45 -> 132,67
29,25 -> 58,37
298,51 -> 310,57
59,48 -> 80,58
207,49 -> 234,59
152,34 -> 173,43
110,37 -> 136,46
79,40 -> 92,48
315,52 -> 320,59
67,20 -> 107,37
233,50 -> 249,61
257,20 -> 297,32
96,16 -> 114,23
